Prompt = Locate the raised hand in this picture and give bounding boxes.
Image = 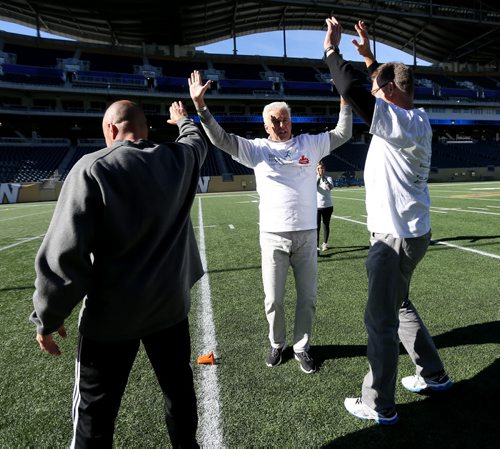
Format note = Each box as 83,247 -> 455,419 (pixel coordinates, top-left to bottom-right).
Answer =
324,17 -> 342,51
188,70 -> 212,109
352,20 -> 373,59
167,101 -> 188,125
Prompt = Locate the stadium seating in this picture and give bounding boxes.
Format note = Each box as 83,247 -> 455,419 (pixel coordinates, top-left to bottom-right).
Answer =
218,79 -> 274,95
1,31 -> 500,185
0,63 -> 64,85
60,143 -> 103,181
0,142 -> 69,182
72,70 -> 147,89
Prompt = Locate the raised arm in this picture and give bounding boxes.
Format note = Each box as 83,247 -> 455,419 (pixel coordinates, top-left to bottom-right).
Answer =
323,17 -> 376,126
188,70 -> 240,157
328,98 -> 352,152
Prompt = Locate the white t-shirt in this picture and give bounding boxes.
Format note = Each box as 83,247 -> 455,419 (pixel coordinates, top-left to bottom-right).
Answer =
365,99 -> 432,238
317,175 -> 334,208
235,133 -> 331,232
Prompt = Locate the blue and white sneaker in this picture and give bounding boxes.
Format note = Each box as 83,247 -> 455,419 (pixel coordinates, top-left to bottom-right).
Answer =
344,397 -> 399,425
401,373 -> 453,393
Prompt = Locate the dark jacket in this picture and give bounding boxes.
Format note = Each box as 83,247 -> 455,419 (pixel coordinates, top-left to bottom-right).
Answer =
31,117 -> 207,341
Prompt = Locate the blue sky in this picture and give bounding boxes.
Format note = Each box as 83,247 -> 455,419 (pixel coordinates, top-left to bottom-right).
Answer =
0,19 -> 431,66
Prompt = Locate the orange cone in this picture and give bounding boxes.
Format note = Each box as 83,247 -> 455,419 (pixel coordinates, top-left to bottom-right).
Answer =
197,351 -> 220,365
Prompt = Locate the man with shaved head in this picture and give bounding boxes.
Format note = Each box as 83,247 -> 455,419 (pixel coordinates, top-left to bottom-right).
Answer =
31,99 -> 207,447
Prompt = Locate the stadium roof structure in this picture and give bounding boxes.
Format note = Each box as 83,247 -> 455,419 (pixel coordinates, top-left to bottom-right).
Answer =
1,0 -> 500,66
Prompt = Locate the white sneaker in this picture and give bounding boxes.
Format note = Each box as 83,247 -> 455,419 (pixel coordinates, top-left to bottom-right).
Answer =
321,242 -> 329,251
344,397 -> 399,425
401,374 -> 453,393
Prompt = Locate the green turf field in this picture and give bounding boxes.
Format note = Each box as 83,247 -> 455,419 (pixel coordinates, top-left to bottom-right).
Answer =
1,181 -> 499,448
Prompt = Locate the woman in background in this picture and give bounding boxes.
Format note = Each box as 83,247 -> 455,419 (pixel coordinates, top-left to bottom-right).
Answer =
316,161 -> 334,252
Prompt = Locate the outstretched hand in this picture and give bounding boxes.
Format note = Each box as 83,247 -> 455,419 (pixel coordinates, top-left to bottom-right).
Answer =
36,325 -> 67,356
352,20 -> 373,58
324,17 -> 342,51
188,70 -> 211,109
167,101 -> 188,125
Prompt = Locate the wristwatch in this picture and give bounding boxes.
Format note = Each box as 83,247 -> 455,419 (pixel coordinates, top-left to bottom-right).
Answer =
324,46 -> 340,58
197,106 -> 208,114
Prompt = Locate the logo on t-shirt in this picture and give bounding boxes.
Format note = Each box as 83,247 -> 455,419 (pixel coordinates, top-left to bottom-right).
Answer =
298,155 -> 309,165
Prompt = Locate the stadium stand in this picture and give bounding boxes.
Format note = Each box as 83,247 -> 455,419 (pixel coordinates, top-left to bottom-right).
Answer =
1,28 -> 500,187
59,140 -> 105,181
200,146 -> 225,177
211,61 -> 264,80
0,64 -> 64,85
0,139 -> 69,182
218,78 -> 274,95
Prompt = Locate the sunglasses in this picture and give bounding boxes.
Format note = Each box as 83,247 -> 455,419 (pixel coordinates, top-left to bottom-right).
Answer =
371,80 -> 392,95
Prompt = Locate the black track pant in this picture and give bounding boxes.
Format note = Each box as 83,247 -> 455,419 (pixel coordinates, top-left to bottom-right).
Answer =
317,206 -> 334,245
71,318 -> 198,448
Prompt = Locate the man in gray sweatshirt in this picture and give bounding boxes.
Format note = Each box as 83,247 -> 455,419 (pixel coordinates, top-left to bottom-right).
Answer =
31,99 -> 207,447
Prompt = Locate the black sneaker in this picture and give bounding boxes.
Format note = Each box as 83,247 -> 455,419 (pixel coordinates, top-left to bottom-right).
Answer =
294,350 -> 316,373
266,344 -> 286,367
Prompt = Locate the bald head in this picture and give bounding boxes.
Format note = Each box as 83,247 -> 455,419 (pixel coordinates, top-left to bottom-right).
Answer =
102,100 -> 148,146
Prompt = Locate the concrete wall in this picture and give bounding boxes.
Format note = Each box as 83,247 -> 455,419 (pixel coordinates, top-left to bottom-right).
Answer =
2,166 -> 499,204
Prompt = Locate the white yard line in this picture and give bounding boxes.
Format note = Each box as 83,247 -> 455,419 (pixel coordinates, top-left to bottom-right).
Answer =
0,211 -> 49,222
432,195 -> 500,203
197,192 -> 255,199
0,203 -> 54,212
447,208 -> 500,216
0,234 -> 45,252
196,197 -> 224,448
432,240 -> 500,260
334,215 -> 500,260
334,216 -> 367,226
430,208 -> 448,214
331,195 -> 365,202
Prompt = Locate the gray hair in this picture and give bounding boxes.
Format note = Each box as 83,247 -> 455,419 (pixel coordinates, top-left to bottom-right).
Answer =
372,62 -> 414,98
262,101 -> 291,121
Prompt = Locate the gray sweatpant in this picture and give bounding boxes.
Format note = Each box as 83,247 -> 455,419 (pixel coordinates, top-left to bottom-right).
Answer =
361,231 -> 445,414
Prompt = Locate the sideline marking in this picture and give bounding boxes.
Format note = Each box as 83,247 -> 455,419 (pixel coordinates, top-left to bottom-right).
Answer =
196,197 -> 224,447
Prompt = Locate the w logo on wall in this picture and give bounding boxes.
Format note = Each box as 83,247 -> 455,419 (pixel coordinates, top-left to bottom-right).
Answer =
0,183 -> 21,204
198,176 -> 210,193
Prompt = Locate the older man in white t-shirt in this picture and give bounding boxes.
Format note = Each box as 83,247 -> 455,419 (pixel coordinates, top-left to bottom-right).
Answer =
189,70 -> 352,373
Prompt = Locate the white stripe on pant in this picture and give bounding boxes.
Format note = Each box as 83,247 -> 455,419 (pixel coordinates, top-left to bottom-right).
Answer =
70,318 -> 198,448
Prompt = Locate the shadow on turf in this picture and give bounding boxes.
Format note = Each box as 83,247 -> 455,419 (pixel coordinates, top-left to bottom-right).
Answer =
312,321 -> 500,367
431,234 -> 500,244
318,245 -> 369,259
320,359 -> 499,449
0,285 -> 34,292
